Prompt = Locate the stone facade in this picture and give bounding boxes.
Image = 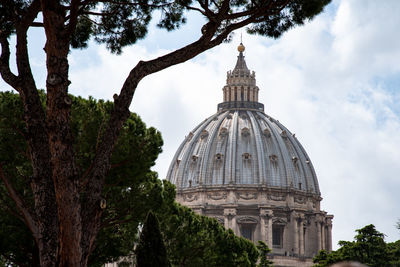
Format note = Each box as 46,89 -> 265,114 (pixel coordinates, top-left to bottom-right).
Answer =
176,185 -> 333,263
167,44 -> 333,266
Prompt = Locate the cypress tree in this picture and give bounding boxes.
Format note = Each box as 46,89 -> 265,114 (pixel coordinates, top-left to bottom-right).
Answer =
136,211 -> 169,267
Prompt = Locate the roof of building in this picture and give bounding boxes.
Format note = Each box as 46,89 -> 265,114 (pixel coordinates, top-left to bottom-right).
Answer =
166,44 -> 321,195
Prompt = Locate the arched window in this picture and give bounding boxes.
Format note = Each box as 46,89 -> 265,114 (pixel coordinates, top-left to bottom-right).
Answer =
238,217 -> 258,241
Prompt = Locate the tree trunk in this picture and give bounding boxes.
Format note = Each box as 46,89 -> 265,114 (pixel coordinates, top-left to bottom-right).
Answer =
41,1 -> 82,266
13,12 -> 60,265
3,1 -> 246,266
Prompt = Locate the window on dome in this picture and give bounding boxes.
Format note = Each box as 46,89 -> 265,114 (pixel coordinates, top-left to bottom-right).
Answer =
215,153 -> 223,160
273,224 -> 284,248
242,153 -> 251,160
240,224 -> 253,241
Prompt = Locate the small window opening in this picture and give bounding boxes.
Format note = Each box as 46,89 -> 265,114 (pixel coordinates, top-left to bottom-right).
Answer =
243,153 -> 251,160
273,224 -> 284,248
240,224 -> 253,241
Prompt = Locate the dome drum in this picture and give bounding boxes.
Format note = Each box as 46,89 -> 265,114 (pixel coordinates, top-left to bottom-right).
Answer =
217,101 -> 264,111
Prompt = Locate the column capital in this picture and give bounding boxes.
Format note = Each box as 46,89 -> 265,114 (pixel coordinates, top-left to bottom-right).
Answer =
315,214 -> 324,224
293,211 -> 305,222
224,208 -> 237,217
260,208 -> 273,219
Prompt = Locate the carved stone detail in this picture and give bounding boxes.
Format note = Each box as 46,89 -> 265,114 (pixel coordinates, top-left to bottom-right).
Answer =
241,127 -> 250,136
273,217 -> 287,225
236,192 -> 257,200
260,209 -> 273,218
269,154 -> 278,163
294,196 -> 306,204
207,192 -> 227,200
187,132 -> 194,141
263,128 -> 271,137
237,216 -> 258,224
219,127 -> 228,137
200,130 -> 209,139
268,193 -> 286,201
183,193 -> 198,202
223,208 -> 237,217
239,192 -> 257,200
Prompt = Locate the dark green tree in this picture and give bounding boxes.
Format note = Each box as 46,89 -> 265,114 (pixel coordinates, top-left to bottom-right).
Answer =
257,241 -> 273,267
0,0 -> 331,265
136,212 -> 170,267
0,91 -> 170,267
160,203 -> 258,267
313,224 -> 400,267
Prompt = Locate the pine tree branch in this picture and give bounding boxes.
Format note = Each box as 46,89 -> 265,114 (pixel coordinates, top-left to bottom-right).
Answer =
0,34 -> 19,90
0,164 -> 39,241
19,0 -> 42,30
79,18 -> 221,258
30,22 -> 44,27
67,0 -> 81,36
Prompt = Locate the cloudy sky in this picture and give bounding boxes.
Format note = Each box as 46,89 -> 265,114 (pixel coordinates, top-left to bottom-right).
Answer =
1,0 -> 400,249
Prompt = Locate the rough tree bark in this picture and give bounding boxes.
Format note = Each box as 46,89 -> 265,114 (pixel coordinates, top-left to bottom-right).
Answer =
40,0 -> 82,265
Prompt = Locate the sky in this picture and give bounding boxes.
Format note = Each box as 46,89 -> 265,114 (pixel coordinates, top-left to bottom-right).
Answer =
1,0 -> 400,249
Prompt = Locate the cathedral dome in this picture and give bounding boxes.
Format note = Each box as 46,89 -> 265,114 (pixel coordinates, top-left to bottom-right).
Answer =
167,109 -> 320,195
167,47 -> 320,196
166,44 -> 333,265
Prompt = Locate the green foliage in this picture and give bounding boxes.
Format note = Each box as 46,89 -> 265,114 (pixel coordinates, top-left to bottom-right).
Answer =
313,224 -> 400,267
159,203 -> 258,267
247,0 -> 331,38
136,212 -> 170,267
1,1 -> 331,54
256,241 -> 273,267
0,91 -> 169,267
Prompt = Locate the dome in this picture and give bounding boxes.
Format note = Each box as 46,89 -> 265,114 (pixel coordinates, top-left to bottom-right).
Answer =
167,46 -> 320,196
167,109 -> 320,195
166,44 -> 332,266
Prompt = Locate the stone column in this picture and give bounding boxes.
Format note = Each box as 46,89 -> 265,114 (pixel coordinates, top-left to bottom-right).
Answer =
326,217 -> 333,252
267,215 -> 273,249
224,215 -> 229,229
321,221 -> 326,250
224,208 -> 237,232
232,215 -> 237,235
260,212 -> 266,242
327,224 -> 332,252
260,209 -> 273,246
255,88 -> 258,102
292,211 -> 299,255
316,219 -> 322,252
299,215 -> 305,256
